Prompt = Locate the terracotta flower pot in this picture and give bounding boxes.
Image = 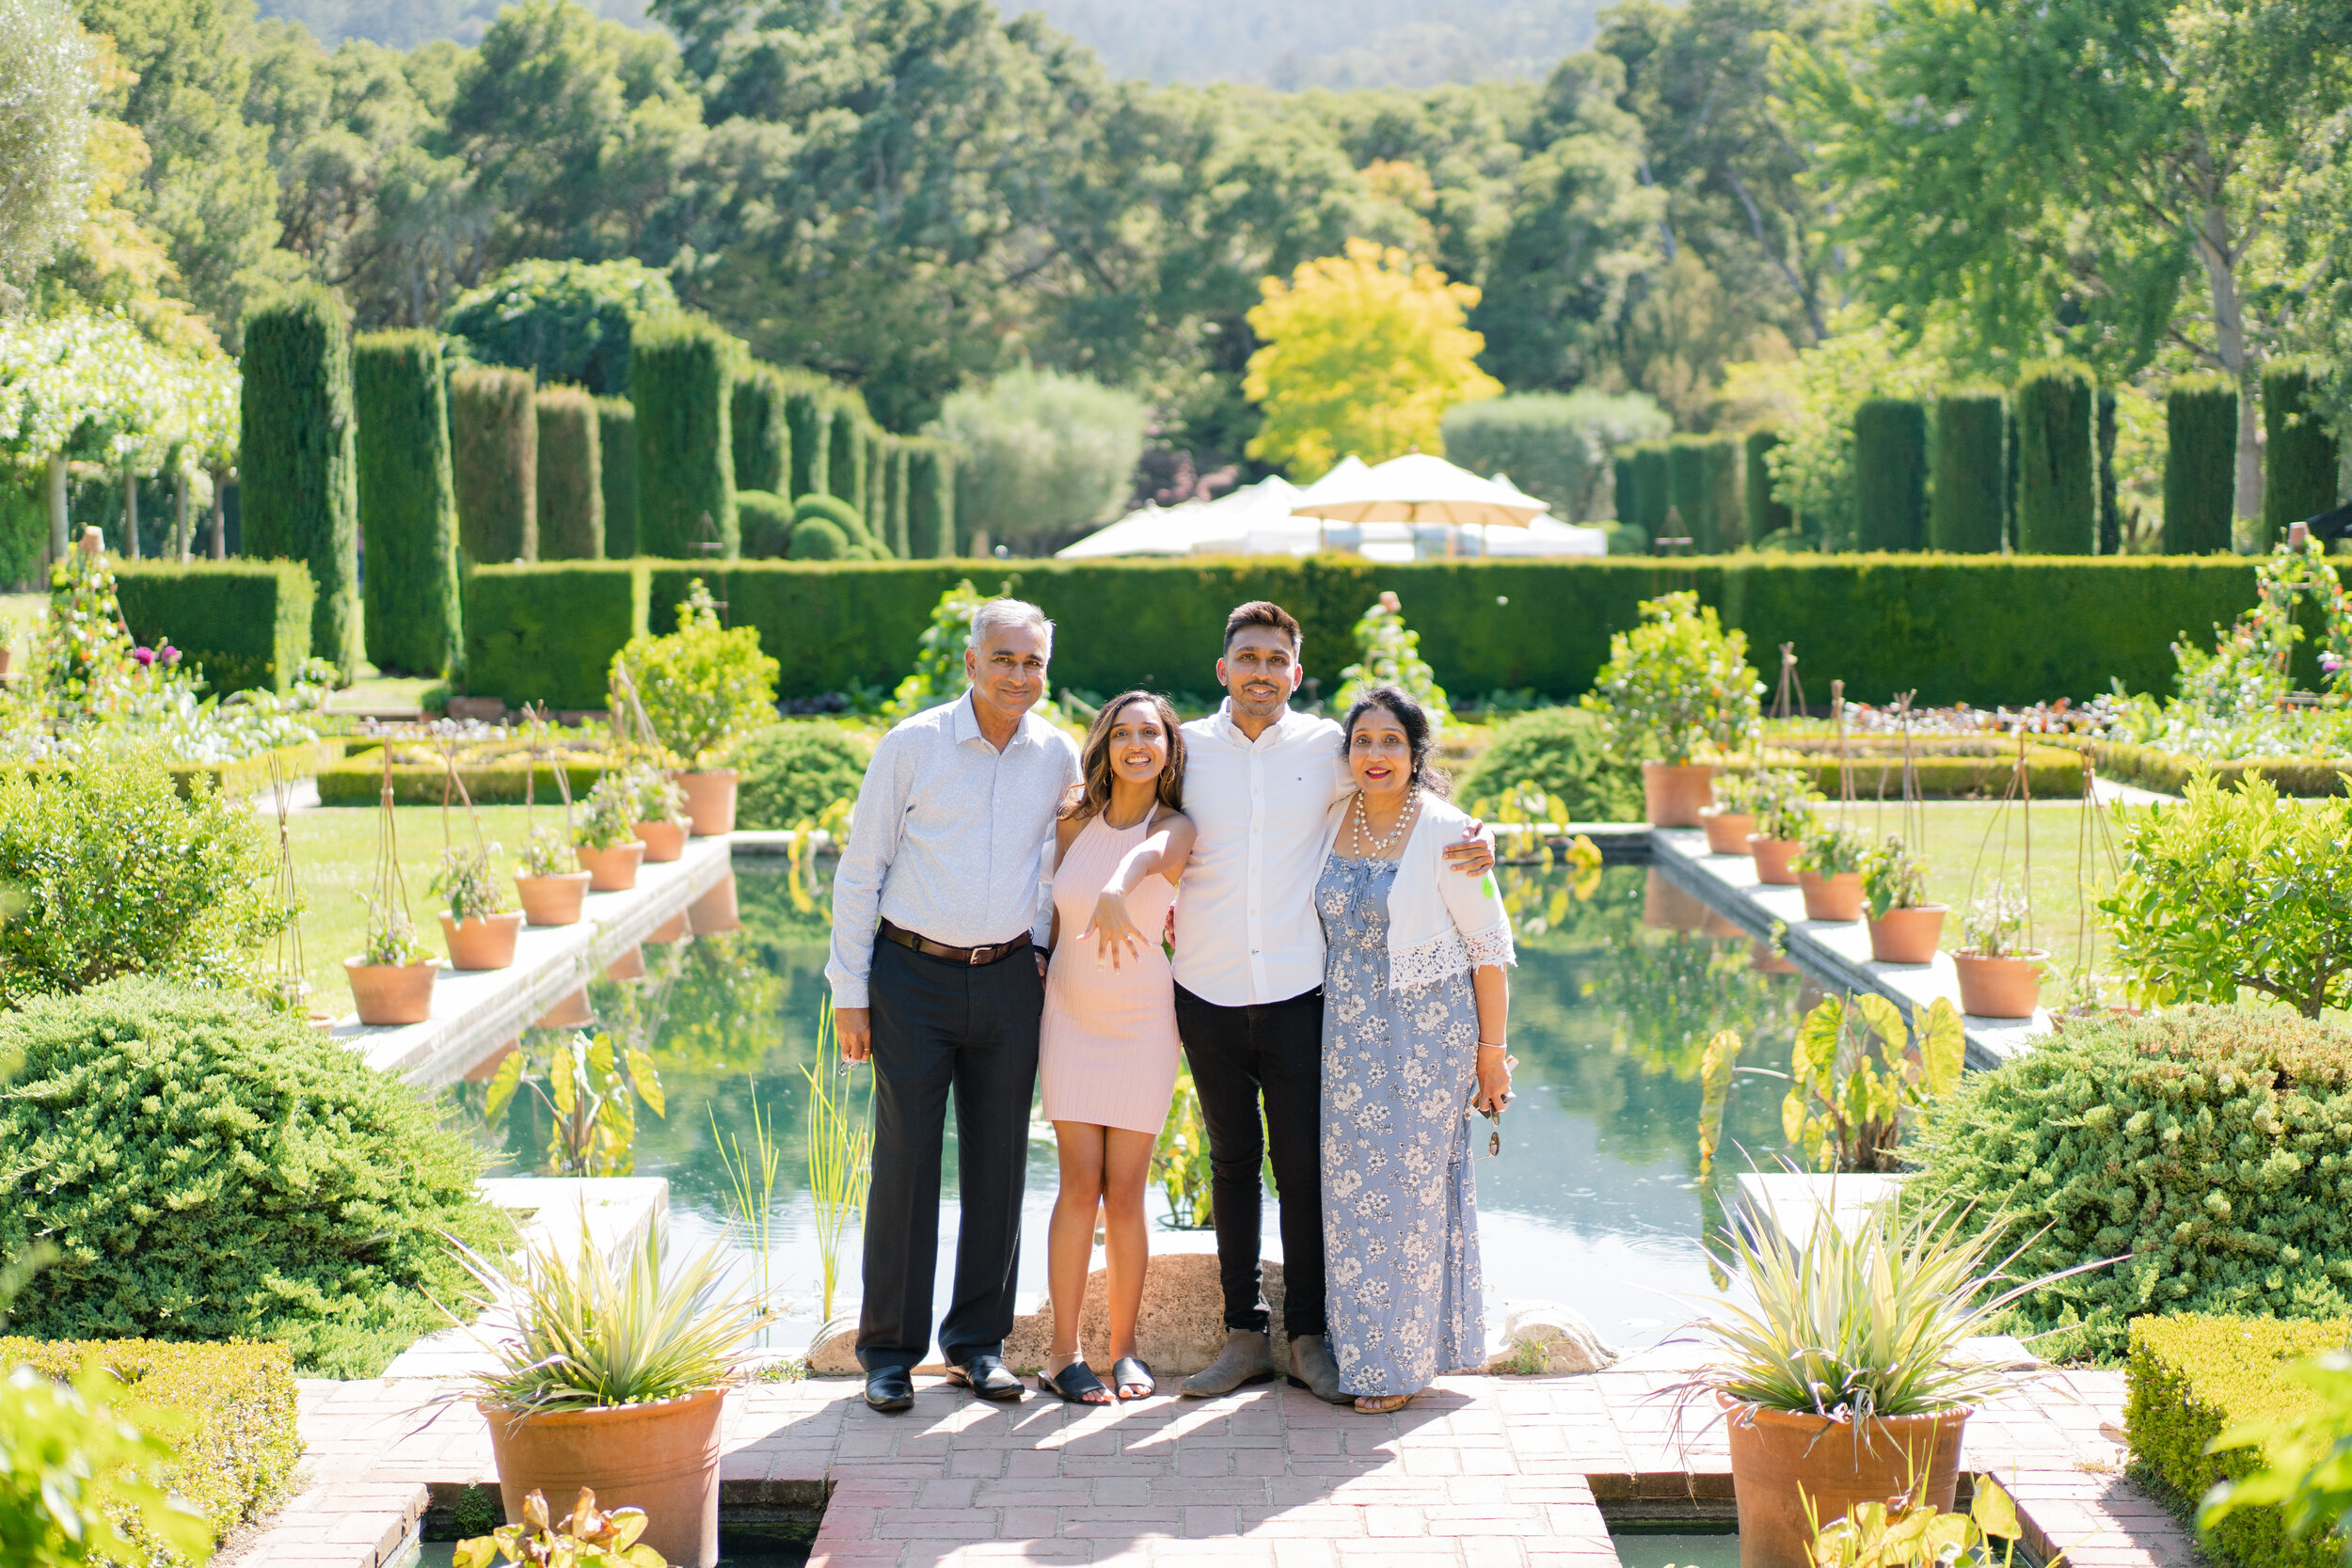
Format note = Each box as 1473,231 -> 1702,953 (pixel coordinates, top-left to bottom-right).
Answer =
536,987 -> 594,1028
687,873 -> 740,935
1641,762 -> 1717,828
633,818 -> 688,863
605,944 -> 646,982
1867,904 -> 1947,965
1798,869 -> 1864,922
440,909 -> 524,971
1722,1395 -> 1969,1568
516,871 -> 592,927
483,1389 -> 724,1568
1642,866 -> 1708,932
1700,809 -> 1755,856
1749,940 -> 1798,975
1955,950 -> 2045,1019
345,958 -> 438,1026
645,911 -> 690,944
676,769 -> 739,836
1748,835 -> 1802,885
577,840 -> 645,892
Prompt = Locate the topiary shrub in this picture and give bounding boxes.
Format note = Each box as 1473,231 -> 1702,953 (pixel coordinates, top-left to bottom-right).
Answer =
0,977 -> 509,1376
239,283 -> 360,676
730,363 -> 792,498
787,515 -> 848,560
0,750 -> 289,1006
793,492 -> 871,552
2265,358 -> 2340,547
534,386 -> 603,560
735,721 -> 871,829
443,257 -> 675,397
1931,388 -> 2006,554
905,437 -> 958,557
450,366 -> 537,563
596,395 -> 637,557
1906,1005 -> 2352,1361
353,329 -> 461,675
2165,373 -> 2238,556
785,385 -> 830,500
738,489 -> 794,559
630,312 -> 738,559
2015,360 -> 2096,555
1854,396 -> 1928,551
1628,439 -> 1671,537
827,402 -> 867,517
1454,706 -> 1641,822
1743,428 -> 1791,545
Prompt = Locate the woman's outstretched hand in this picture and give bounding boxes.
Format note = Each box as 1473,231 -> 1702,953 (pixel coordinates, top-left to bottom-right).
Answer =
1088,889 -> 1148,969
1471,1046 -> 1514,1115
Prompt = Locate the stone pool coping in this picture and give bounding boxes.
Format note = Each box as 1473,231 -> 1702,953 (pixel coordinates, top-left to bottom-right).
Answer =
218,1345 -> 2183,1568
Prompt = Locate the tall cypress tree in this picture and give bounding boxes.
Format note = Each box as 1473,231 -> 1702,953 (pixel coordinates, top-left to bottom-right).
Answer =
865,426 -> 891,552
730,364 -> 791,496
536,387 -> 604,560
352,330 -> 460,675
1612,451 -> 1639,528
827,402 -> 866,517
596,396 -> 637,557
1629,440 -> 1671,538
239,284 -> 360,676
1743,429 -> 1790,544
2164,373 -> 2237,555
886,439 -> 912,558
630,313 -> 738,559
1930,389 -> 2005,554
906,439 -> 959,557
1665,436 -> 1709,549
2264,358 -> 2340,545
1853,397 -> 1928,552
784,386 -> 829,499
2097,388 -> 2121,556
2014,361 -> 2096,555
450,367 -> 537,563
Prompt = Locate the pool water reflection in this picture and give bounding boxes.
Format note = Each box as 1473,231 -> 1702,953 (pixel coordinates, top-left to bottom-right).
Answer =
442,862 -> 1809,1355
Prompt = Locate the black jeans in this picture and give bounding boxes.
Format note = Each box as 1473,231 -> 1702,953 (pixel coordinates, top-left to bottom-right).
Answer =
1173,982 -> 1327,1339
856,936 -> 1042,1373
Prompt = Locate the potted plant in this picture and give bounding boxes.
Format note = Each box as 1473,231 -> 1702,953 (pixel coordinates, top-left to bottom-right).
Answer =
612,581 -> 782,836
576,775 -> 646,892
445,1217 -> 773,1568
437,844 -> 524,971
347,895 -> 438,1024
1861,835 -> 1945,964
628,766 -> 691,863
1581,591 -> 1761,828
1745,771 -> 1818,886
1700,770 -> 1760,857
1952,879 -> 2044,1018
1794,822 -> 1868,921
516,825 -> 593,926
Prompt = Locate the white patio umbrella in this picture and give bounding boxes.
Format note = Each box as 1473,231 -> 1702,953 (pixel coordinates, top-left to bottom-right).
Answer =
1287,451 -> 1549,531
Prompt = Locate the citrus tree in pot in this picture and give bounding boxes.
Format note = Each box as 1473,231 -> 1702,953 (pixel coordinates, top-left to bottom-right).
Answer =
517,824 -> 592,926
1700,769 -> 1760,857
1581,591 -> 1760,827
612,581 -> 782,836
1745,771 -> 1818,885
576,775 -> 646,891
1860,835 -> 1943,964
1792,821 -> 1868,922
1952,880 -> 2042,1019
444,1218 -> 773,1568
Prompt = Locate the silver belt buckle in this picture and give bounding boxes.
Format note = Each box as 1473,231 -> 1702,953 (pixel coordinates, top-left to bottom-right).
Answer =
969,944 -> 990,966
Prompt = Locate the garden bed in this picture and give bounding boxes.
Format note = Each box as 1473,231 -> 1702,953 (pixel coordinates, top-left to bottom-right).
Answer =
2076,737 -> 2352,799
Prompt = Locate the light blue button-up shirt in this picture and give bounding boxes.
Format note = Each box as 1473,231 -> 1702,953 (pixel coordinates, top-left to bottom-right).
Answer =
825,690 -> 1082,1008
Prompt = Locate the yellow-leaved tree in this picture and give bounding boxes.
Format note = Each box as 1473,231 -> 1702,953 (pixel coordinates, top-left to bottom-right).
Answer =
1242,238 -> 1501,480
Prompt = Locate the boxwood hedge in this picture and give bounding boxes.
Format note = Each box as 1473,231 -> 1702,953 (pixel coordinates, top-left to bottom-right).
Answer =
462,560 -> 646,710
113,561 -> 313,694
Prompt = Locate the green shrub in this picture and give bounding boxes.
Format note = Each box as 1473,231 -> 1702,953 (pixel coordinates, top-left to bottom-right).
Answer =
2127,1315 -> 2347,1568
730,363 -> 792,498
2265,359 -> 2340,547
0,751 -> 289,1006
787,515 -> 849,560
596,396 -> 637,557
611,579 -> 780,768
0,1355 -> 216,1567
735,721 -> 871,828
0,1338 -> 302,1559
785,385 -> 830,500
1628,439 -> 1671,536
1744,429 -> 1791,544
534,386 -> 603,561
443,258 -> 675,397
315,750 -> 604,806
1854,397 -> 1928,552
1440,390 -> 1670,523
1612,450 -> 1638,526
462,561 -> 645,710
629,312 -> 738,560
113,561 -> 312,695
352,330 -> 461,676
2086,738 -> 2352,799
794,492 -> 871,553
1703,435 -> 1743,549
0,977 -> 510,1375
2015,360 -> 2096,555
739,489 -> 794,559
1930,389 -> 2005,554
930,365 -> 1148,548
2166,373 -> 2238,556
450,366 -> 538,563
1454,706 -> 1640,821
1581,590 -> 1760,765
238,284 -> 359,676
1907,1005 -> 2352,1361
827,402 -> 866,519
905,438 -> 958,557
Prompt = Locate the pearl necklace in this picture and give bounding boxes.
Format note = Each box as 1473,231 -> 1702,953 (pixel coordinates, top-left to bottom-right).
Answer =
1349,787 -> 1418,857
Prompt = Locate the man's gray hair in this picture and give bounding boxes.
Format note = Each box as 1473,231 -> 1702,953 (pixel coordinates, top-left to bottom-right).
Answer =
968,596 -> 1055,657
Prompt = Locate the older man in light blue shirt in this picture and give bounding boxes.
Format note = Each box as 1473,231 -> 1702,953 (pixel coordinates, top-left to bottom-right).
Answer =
827,598 -> 1080,1413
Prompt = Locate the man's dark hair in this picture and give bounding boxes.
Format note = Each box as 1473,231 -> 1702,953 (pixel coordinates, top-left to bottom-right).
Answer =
1223,600 -> 1301,653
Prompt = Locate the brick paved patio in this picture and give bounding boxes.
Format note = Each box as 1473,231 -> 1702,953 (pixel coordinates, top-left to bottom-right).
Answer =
218,1346 -> 2187,1568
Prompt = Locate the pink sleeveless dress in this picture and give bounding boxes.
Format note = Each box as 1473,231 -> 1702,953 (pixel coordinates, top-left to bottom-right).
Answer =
1039,806 -> 1182,1133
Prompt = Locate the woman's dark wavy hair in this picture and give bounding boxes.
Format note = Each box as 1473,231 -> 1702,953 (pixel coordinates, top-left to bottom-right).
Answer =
1340,685 -> 1450,798
1061,690 -> 1186,821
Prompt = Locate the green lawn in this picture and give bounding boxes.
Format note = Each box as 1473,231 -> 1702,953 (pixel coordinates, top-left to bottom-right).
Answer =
328,673 -> 444,711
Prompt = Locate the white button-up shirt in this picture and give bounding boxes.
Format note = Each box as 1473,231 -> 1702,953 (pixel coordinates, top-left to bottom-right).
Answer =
825,691 -> 1082,1008
1171,701 -> 1353,1007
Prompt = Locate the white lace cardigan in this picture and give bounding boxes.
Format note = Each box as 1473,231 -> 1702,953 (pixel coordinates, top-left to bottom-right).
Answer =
1316,792 -> 1518,994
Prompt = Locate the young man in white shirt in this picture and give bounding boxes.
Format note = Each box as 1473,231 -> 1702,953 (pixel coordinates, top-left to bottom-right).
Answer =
828,599 -> 1082,1413
1170,600 -> 1493,1401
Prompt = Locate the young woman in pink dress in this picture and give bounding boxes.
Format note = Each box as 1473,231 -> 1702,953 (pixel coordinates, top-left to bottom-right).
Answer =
1037,690 -> 1196,1403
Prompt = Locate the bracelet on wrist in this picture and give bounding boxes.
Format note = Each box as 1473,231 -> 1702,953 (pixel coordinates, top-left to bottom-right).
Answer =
1476,1040 -> 1507,1052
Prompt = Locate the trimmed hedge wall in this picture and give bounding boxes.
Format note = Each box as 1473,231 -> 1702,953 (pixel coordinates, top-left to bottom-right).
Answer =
731,364 -> 792,497
2015,360 -> 2096,555
596,396 -> 637,557
630,313 -> 737,559
1629,440 -> 1670,537
165,738 -> 344,800
238,284 -> 359,675
785,386 -> 830,500
2265,358 -> 2340,544
883,438 -> 911,558
450,366 -> 537,562
319,750 -> 607,805
1854,397 -> 1927,552
828,405 -> 866,517
115,560 -> 314,694
352,330 -> 461,674
906,438 -> 957,557
534,387 -> 603,560
2166,373 -> 2237,555
462,561 -> 646,710
1930,389 -> 2004,553
1743,429 -> 1789,542
2082,738 -> 2352,799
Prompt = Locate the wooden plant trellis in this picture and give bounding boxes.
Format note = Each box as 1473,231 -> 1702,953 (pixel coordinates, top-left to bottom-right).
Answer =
370,740 -> 411,937
1963,725 -> 2039,958
1868,691 -> 1927,853
2066,748 -> 2127,1009
1829,678 -> 1856,829
266,751 -> 309,1010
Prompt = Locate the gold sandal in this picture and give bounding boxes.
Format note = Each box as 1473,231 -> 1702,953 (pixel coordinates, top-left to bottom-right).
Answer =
1353,1393 -> 1413,1414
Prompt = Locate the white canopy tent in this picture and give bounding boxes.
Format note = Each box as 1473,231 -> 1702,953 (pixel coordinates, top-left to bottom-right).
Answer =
1288,451 -> 1549,531
1057,474 -> 1322,559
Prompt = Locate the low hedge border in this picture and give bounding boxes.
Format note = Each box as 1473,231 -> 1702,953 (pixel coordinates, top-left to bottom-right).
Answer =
318,746 -> 607,805
114,561 -> 316,696
2081,739 -> 2351,799
0,1336 -> 301,1559
2126,1314 -> 2349,1568
1756,744 -> 2083,800
165,738 -> 346,800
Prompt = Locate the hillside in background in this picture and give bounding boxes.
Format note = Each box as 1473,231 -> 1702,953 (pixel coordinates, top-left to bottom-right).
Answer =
256,0 -> 650,48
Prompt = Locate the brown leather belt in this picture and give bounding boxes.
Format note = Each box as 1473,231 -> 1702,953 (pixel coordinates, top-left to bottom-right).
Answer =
880,919 -> 1032,967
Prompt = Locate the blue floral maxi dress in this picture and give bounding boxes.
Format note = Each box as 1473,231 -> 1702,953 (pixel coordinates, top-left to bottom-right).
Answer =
1316,854 -> 1486,1397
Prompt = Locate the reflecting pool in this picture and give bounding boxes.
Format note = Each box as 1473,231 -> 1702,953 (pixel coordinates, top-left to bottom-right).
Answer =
441,859 -> 1810,1354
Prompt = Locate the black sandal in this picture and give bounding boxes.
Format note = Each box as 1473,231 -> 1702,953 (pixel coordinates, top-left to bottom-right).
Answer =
1038,1359 -> 1111,1403
1112,1356 -> 1156,1400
